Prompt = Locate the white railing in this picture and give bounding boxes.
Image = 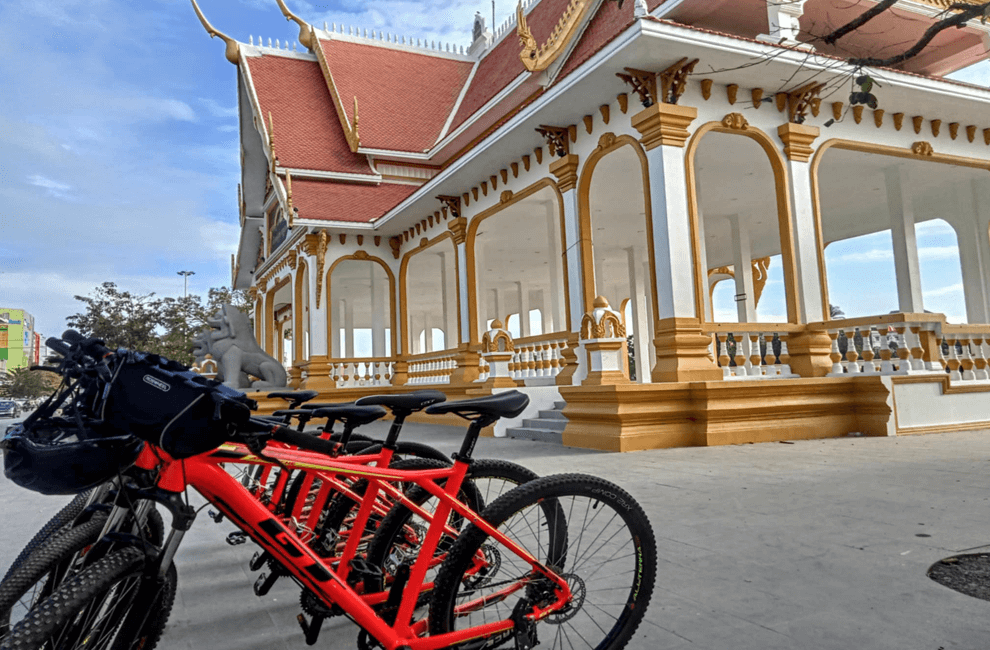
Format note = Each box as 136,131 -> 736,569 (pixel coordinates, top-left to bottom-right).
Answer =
328,358 -> 393,388
706,325 -> 802,380
509,335 -> 570,382
407,350 -> 458,385
942,327 -> 990,383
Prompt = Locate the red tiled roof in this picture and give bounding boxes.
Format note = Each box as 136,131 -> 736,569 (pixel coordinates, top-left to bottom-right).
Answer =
449,0 -> 575,131
246,55 -> 373,175
320,40 -> 474,152
556,0 -> 665,82
290,178 -> 419,223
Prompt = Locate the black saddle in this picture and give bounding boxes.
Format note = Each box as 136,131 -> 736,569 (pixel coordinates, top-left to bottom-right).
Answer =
425,390 -> 529,422
310,404 -> 387,428
266,390 -> 319,408
355,390 -> 447,416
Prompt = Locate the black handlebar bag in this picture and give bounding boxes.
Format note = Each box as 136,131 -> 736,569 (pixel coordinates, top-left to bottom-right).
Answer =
101,351 -> 257,459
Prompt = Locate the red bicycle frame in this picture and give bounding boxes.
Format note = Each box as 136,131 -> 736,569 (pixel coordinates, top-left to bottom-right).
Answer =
136,441 -> 572,650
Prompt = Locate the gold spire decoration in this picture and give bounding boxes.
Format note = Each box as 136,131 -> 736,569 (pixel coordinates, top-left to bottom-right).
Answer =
517,0 -> 592,73
285,170 -> 295,227
190,0 -> 240,64
267,112 -> 278,172
315,230 -> 328,309
275,0 -> 315,49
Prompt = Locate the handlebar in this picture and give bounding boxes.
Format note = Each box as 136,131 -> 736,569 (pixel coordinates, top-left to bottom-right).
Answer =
242,417 -> 342,457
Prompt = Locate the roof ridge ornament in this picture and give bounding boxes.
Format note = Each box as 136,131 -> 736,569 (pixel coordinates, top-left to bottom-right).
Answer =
190,0 -> 240,64
517,0 -> 593,73
275,0 -> 314,49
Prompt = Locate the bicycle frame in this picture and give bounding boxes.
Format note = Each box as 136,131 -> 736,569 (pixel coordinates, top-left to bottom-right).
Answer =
138,441 -> 572,650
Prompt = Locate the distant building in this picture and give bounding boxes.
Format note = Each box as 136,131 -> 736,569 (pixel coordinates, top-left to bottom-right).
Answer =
0,308 -> 37,372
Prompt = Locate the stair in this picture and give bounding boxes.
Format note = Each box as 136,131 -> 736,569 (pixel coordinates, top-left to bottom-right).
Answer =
505,401 -> 567,444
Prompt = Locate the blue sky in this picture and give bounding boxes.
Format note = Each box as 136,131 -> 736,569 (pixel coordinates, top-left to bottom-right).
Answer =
0,0 -> 985,338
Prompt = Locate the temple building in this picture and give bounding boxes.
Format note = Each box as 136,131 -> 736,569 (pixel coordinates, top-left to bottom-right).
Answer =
197,0 -> 990,450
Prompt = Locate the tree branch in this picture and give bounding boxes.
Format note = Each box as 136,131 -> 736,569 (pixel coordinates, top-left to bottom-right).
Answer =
821,0 -> 900,46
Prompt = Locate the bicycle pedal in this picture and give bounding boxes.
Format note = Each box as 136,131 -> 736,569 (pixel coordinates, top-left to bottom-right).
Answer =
249,551 -> 271,572
208,510 -> 224,523
296,613 -> 324,646
225,532 -> 248,546
253,571 -> 280,596
347,558 -> 383,586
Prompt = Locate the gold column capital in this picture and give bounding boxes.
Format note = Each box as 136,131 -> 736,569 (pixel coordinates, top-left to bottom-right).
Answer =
777,123 -> 820,163
631,103 -> 698,150
549,154 -> 580,193
447,216 -> 468,245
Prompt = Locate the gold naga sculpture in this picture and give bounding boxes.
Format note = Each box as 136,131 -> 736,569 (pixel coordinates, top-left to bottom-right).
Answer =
190,0 -> 240,64
517,0 -> 594,73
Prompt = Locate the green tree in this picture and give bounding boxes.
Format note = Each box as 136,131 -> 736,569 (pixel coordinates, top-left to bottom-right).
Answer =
0,367 -> 58,399
66,282 -> 254,366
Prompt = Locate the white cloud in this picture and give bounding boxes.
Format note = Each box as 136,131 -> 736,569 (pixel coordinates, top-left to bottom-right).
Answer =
925,283 -> 964,298
27,174 -> 72,198
829,248 -> 892,263
199,98 -> 238,119
948,61 -> 990,87
115,97 -> 196,123
918,246 -> 960,262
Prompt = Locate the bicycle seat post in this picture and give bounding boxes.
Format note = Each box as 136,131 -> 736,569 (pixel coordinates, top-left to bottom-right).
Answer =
454,417 -> 492,465
382,410 -> 410,450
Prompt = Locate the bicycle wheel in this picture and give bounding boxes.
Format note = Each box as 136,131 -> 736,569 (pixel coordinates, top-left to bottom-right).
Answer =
2,491 -> 93,583
364,459 -> 541,596
429,474 -> 656,650
0,546 -> 175,650
0,513 -> 109,640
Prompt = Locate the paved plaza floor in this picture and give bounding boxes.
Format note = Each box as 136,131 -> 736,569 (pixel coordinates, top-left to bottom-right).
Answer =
3,424 -> 990,649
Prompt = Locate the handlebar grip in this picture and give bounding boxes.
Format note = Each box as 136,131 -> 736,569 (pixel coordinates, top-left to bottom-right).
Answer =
46,337 -> 72,357
80,337 -> 112,359
270,425 -> 340,457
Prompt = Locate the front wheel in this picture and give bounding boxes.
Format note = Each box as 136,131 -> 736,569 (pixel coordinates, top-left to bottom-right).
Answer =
428,474 -> 657,650
0,547 -> 175,650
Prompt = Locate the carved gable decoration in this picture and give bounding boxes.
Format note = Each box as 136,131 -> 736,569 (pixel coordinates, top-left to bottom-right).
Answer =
517,0 -> 595,73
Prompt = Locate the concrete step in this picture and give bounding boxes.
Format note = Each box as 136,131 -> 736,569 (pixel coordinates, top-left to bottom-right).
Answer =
522,418 -> 566,431
553,401 -> 567,410
505,427 -> 563,444
537,409 -> 568,421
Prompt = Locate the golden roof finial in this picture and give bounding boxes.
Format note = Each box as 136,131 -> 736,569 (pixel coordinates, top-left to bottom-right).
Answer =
267,111 -> 278,171
275,0 -> 314,49
285,170 -> 295,227
352,96 -> 360,139
190,0 -> 240,64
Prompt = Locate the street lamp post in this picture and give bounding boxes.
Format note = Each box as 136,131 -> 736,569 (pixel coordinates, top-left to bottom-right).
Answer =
177,271 -> 195,298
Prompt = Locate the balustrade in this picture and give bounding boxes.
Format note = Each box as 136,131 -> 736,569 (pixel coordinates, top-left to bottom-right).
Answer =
327,358 -> 393,388
508,335 -> 569,383
815,314 -> 944,377
406,350 -> 458,385
705,324 -> 802,380
941,326 -> 990,383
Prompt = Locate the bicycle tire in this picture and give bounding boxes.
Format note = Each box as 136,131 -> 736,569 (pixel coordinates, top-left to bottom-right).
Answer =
0,513 -> 109,640
0,546 -> 151,650
428,474 -> 657,650
363,459 -> 541,596
2,491 -> 92,583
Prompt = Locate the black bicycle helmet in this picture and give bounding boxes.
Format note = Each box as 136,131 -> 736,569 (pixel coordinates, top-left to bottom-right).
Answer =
1,418 -> 143,495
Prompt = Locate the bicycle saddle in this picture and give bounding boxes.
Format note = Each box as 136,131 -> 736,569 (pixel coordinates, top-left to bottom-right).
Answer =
355,390 -> 447,415
267,390 -> 318,403
310,404 -> 387,428
424,390 -> 529,420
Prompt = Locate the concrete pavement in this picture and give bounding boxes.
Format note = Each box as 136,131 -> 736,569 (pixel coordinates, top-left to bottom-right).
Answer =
3,424 -> 990,649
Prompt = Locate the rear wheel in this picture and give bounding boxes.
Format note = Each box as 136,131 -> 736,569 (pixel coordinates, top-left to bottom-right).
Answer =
428,474 -> 656,650
2,491 -> 93,583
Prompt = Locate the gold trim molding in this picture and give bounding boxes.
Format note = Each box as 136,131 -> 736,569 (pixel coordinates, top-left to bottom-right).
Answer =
313,38 -> 360,153
778,123 -> 820,163
631,103 -> 698,150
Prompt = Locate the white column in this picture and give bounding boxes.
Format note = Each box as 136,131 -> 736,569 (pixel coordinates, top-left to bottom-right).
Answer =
307,258 -> 328,357
559,187 -> 586,332
439,251 -> 454,349
329,297 -> 342,358
370,265 -> 386,357
456,241 -> 470,344
517,282 -> 531,337
644,142 -> 697,321
626,247 -> 652,383
344,300 -> 354,358
423,312 -> 434,352
696,205 -> 713,321
954,182 -> 990,324
545,202 -> 563,333
885,166 -> 925,314
781,139 -> 827,323
492,288 -> 503,326
730,215 -> 757,323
